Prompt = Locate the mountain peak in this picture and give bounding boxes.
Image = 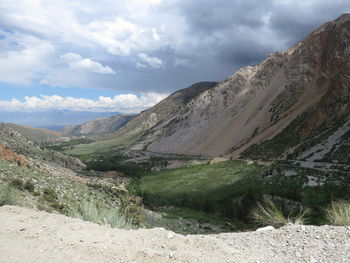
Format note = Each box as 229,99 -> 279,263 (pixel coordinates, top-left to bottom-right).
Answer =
335,13 -> 350,24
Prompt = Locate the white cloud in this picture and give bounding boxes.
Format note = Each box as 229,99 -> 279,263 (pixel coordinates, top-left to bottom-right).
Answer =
82,17 -> 168,56
137,53 -> 165,69
0,36 -> 54,84
61,52 -> 115,74
0,93 -> 168,113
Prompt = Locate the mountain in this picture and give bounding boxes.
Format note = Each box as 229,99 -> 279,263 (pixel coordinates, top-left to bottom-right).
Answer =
62,114 -> 135,136
122,14 -> 350,161
102,82 -> 218,151
3,123 -> 67,143
0,110 -> 120,128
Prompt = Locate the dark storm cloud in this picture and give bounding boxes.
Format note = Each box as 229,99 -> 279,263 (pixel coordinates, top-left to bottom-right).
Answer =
167,0 -> 350,71
2,0 -> 350,100
75,0 -> 350,94
269,1 -> 350,45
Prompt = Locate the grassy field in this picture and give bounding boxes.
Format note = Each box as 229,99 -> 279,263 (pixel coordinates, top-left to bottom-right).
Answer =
131,161 -> 265,220
130,160 -> 350,228
65,131 -> 141,155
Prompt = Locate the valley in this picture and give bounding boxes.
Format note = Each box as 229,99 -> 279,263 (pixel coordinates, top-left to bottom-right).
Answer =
0,12 -> 350,262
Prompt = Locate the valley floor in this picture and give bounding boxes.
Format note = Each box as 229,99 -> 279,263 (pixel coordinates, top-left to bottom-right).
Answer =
1,205 -> 349,263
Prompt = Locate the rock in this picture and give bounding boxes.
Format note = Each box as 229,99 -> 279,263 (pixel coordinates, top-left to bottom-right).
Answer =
167,232 -> 175,239
256,226 -> 275,232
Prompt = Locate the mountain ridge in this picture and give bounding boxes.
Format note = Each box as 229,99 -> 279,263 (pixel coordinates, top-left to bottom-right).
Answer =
132,14 -> 350,159
61,114 -> 135,137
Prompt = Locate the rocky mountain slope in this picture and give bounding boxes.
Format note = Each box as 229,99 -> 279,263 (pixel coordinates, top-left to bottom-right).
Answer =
0,123 -> 85,172
4,123 -> 67,143
1,205 -> 349,263
118,14 -> 350,160
62,114 -> 135,136
104,82 -> 218,150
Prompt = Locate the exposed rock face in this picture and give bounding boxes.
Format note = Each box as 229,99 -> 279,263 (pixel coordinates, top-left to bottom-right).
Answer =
110,82 -> 218,150
62,114 -> 135,136
0,144 -> 28,167
131,14 -> 350,157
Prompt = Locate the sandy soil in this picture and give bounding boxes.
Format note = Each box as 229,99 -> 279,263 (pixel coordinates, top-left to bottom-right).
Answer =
1,206 -> 349,263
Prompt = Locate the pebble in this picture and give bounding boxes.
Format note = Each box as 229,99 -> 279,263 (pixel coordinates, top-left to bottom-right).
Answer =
256,226 -> 275,232
167,232 -> 175,239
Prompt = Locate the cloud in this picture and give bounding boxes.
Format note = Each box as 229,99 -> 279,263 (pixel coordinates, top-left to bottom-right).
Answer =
0,0 -> 350,94
0,93 -> 168,113
61,52 -> 115,74
137,53 -> 165,69
174,57 -> 191,67
0,35 -> 54,84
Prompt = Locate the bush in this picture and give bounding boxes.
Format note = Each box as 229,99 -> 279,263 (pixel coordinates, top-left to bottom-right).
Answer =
0,185 -> 18,206
119,194 -> 143,226
326,201 -> 350,225
41,187 -> 58,203
9,178 -> 23,190
251,198 -> 309,227
65,200 -> 133,229
23,180 -> 35,192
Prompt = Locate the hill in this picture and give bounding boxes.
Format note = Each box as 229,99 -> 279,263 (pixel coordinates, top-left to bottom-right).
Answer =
0,123 -> 84,172
67,82 -> 218,155
4,123 -> 67,143
0,110 -> 121,128
62,114 -> 135,136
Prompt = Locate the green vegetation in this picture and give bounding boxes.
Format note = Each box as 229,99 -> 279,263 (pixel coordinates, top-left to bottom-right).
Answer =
41,138 -> 95,152
0,185 -> 19,206
130,160 -> 350,230
326,201 -> 350,225
0,159 -> 142,229
65,131 -> 141,155
66,200 -> 134,229
131,161 -> 265,222
81,153 -> 147,177
251,198 -> 309,227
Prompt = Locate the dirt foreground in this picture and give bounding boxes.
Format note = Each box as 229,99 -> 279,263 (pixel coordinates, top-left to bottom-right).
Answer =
0,205 -> 349,263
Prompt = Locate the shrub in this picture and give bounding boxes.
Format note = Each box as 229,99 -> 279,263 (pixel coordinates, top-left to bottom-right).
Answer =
23,180 -> 35,192
326,201 -> 350,225
9,178 -> 23,190
41,187 -> 58,203
119,194 -> 143,226
65,200 -> 133,229
251,198 -> 309,227
0,185 -> 18,206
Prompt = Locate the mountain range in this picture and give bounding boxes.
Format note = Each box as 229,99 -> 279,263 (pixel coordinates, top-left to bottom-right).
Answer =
82,14 -> 349,168
0,110 -> 121,129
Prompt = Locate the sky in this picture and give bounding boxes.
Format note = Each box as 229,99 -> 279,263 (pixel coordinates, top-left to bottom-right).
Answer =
0,0 -> 349,113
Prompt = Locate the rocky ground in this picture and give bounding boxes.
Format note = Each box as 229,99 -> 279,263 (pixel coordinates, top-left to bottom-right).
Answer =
0,205 -> 349,263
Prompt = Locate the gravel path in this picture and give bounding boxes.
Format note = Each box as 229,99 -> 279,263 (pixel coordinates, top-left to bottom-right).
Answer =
0,206 -> 349,263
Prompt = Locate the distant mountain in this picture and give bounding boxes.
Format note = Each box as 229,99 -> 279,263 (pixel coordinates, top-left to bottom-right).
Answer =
0,110 -> 120,128
62,114 -> 135,136
107,14 -> 350,165
3,123 -> 67,143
